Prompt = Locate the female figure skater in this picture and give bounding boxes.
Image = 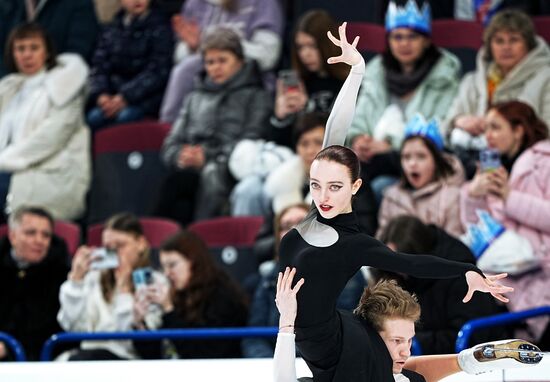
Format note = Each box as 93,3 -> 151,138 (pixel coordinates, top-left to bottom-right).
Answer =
278,23 -> 513,382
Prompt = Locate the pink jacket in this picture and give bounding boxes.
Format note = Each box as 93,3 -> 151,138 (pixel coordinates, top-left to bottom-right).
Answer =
460,140 -> 550,340
377,154 -> 465,239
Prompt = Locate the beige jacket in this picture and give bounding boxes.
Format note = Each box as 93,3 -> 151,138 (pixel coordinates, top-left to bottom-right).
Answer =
0,54 -> 91,219
377,154 -> 466,238
443,36 -> 550,134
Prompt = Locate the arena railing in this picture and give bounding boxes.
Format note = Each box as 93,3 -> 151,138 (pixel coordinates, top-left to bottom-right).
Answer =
40,327 -> 279,361
41,326 -> 423,361
455,305 -> 550,352
0,331 -> 27,361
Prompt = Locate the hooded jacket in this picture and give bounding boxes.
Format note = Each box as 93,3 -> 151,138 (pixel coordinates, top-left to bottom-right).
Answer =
161,60 -> 271,168
0,235 -> 70,360
443,36 -> 550,134
461,140 -> 550,340
0,54 -> 91,219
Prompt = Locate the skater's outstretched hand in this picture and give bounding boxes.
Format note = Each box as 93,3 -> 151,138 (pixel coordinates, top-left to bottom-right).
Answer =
463,271 -> 513,303
327,22 -> 362,67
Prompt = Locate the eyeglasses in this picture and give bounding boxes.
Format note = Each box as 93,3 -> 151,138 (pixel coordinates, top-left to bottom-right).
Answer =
389,33 -> 422,43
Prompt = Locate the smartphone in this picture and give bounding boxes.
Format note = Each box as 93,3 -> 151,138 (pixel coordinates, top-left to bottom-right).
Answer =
132,267 -> 154,290
90,248 -> 119,270
278,69 -> 300,93
479,149 -> 501,172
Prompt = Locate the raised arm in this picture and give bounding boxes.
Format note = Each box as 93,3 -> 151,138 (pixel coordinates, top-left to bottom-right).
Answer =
322,22 -> 365,149
352,235 -> 513,303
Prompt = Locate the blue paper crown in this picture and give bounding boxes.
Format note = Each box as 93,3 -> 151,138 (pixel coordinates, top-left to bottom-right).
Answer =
466,210 -> 506,259
404,114 -> 444,150
385,0 -> 431,35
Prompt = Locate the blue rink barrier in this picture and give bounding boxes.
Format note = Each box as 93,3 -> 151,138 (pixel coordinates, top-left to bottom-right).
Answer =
41,326 -> 424,361
0,331 -> 27,361
456,305 -> 550,352
41,327 -> 279,361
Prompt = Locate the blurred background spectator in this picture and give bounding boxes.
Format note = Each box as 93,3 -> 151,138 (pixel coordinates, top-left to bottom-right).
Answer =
269,9 -> 349,148
348,0 -> 461,201
134,230 -> 248,359
57,213 -> 157,360
0,206 -> 70,361
444,9 -> 550,178
377,115 -> 465,238
157,28 -> 271,226
159,0 -> 283,123
86,0 -> 173,131
0,23 -> 90,221
0,0 -> 98,78
460,100 -> 550,348
375,215 -> 510,354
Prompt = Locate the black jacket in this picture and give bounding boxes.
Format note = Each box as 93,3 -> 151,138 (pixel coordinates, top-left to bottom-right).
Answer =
0,235 -> 70,360
135,276 -> 248,359
375,226 -> 509,354
88,8 -> 173,115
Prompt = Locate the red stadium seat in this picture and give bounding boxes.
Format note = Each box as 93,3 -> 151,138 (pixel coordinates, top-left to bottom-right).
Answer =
533,16 -> 550,43
87,217 -> 180,248
88,121 -> 172,224
347,22 -> 386,60
188,216 -> 264,285
432,19 -> 483,74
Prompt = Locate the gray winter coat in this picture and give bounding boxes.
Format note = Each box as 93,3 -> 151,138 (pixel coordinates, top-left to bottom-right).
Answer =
161,60 -> 271,168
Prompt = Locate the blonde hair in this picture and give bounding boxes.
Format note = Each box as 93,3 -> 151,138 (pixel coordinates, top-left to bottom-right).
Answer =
354,280 -> 421,332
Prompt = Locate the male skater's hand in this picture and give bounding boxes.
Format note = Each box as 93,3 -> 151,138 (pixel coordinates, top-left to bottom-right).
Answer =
326,22 -> 361,66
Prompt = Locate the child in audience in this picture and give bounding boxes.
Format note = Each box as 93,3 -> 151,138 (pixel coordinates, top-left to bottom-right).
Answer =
86,0 -> 173,131
377,115 -> 465,238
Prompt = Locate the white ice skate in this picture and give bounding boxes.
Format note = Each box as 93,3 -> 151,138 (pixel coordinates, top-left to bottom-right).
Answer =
458,339 -> 543,375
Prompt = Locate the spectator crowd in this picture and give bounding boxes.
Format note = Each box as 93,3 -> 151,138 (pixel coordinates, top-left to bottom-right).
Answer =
0,0 -> 549,363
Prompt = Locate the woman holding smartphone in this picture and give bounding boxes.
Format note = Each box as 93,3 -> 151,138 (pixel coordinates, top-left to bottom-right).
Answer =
269,9 -> 349,148
461,100 -> 550,348
57,213 -> 155,360
132,230 -> 248,359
